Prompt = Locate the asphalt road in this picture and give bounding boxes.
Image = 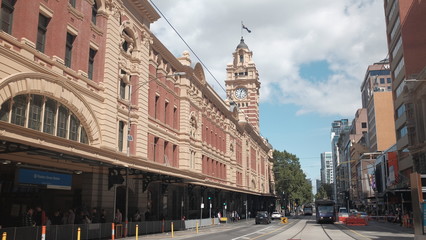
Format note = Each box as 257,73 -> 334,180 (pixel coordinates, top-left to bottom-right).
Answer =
122,215 -> 414,240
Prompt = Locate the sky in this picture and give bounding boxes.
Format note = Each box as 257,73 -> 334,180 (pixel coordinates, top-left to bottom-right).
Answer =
149,0 -> 389,192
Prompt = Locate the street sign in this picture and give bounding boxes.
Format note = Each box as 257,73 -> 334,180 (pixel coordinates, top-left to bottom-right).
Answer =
201,203 -> 204,209
423,202 -> 426,233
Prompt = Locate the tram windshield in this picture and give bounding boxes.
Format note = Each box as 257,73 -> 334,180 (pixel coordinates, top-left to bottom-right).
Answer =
317,205 -> 334,213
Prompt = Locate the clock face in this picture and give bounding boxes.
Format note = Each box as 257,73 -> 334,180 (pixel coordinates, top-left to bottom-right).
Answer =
235,87 -> 247,99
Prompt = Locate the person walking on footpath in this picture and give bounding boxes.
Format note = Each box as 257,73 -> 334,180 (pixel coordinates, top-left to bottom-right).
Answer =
34,206 -> 47,226
114,209 -> 122,224
22,208 -> 35,227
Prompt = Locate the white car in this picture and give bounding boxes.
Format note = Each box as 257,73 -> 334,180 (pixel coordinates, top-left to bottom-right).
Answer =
271,212 -> 282,219
338,207 -> 349,218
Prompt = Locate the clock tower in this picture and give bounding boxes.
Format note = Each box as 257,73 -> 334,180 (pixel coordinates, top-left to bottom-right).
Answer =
225,37 -> 261,131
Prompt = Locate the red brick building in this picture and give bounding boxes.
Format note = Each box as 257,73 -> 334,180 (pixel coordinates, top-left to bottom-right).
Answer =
0,0 -> 274,227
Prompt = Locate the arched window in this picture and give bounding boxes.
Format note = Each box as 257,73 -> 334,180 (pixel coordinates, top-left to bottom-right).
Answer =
0,94 -> 89,144
43,98 -> 56,134
28,95 -> 43,130
11,95 -> 27,126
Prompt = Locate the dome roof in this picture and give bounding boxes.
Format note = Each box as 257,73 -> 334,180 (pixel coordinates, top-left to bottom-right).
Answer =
236,37 -> 249,49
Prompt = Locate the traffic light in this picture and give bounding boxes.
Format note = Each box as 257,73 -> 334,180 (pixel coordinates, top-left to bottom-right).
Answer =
108,168 -> 124,190
223,202 -> 227,206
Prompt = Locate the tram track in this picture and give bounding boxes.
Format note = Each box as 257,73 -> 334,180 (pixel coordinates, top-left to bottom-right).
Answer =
287,218 -> 309,240
320,223 -> 334,240
321,223 -> 362,240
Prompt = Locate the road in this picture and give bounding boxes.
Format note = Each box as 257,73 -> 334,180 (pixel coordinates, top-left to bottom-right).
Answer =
124,215 -> 414,240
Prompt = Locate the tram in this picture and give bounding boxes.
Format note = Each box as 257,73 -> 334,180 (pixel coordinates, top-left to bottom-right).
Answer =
303,204 -> 313,215
315,199 -> 335,223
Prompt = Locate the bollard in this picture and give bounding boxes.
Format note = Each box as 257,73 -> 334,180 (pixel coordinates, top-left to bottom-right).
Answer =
41,226 -> 46,240
111,223 -> 115,240
2,232 -> 6,240
135,224 -> 139,240
171,222 -> 174,238
77,227 -> 81,240
124,220 -> 128,237
196,221 -> 199,234
162,219 -> 165,233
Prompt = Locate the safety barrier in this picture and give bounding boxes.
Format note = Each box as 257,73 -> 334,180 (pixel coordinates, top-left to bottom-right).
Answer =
115,223 -> 123,238
345,217 -> 367,226
0,218 -> 222,240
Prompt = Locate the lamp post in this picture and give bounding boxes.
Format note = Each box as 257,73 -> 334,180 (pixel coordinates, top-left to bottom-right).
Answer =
123,71 -> 185,234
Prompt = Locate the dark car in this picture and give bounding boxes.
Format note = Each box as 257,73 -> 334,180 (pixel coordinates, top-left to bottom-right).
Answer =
255,211 -> 271,224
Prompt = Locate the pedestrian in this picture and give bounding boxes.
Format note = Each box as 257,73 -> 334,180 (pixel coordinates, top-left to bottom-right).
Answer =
22,208 -> 35,227
50,210 -> 62,225
114,209 -> 122,224
144,209 -> 151,221
74,210 -> 84,224
133,209 -> 141,222
100,209 -> 106,223
34,206 -> 47,226
67,208 -> 75,225
91,208 -> 99,223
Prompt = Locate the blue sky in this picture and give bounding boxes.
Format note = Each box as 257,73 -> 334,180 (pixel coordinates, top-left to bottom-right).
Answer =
150,0 -> 389,192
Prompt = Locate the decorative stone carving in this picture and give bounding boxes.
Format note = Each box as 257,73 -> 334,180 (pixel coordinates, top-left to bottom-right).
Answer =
105,0 -> 122,20
141,30 -> 153,48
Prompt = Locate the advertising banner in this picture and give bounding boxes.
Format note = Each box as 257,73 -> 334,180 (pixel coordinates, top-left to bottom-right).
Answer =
387,152 -> 398,186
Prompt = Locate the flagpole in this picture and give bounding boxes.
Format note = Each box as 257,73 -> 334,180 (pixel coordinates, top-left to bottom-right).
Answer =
241,21 -> 243,37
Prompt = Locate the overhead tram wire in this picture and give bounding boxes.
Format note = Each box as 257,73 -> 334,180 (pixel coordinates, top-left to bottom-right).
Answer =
149,0 -> 226,94
150,0 -> 266,137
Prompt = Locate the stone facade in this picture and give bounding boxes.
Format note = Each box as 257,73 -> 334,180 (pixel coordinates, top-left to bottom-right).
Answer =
0,0 -> 274,225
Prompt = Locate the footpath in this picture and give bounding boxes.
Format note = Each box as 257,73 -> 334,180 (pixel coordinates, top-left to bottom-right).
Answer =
116,219 -> 254,240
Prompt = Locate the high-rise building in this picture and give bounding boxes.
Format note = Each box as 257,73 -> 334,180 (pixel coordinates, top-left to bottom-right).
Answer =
360,60 -> 396,152
320,152 -> 333,184
330,119 -> 350,200
316,179 -> 322,195
384,0 -> 426,181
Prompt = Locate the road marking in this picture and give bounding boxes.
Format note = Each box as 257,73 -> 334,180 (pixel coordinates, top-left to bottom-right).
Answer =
231,225 -> 276,240
340,223 -> 372,239
249,221 -> 298,240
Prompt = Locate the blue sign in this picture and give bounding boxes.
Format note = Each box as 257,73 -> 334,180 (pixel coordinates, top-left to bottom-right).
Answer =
17,168 -> 72,190
423,202 -> 426,228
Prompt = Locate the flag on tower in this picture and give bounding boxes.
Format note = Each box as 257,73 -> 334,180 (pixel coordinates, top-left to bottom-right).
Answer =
242,24 -> 251,33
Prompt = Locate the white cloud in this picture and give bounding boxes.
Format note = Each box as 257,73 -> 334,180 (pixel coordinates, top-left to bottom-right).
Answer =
150,0 -> 388,117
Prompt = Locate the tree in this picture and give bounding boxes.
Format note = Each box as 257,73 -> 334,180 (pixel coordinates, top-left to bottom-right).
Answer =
315,185 -> 328,200
273,150 -> 313,206
322,183 -> 333,199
